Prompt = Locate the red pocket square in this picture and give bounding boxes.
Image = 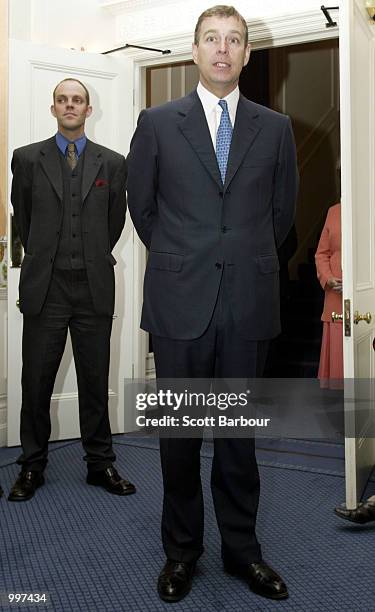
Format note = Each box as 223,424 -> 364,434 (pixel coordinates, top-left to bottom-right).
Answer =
95,179 -> 108,187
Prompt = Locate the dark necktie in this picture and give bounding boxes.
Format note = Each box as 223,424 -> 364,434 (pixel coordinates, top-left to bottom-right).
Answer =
66,142 -> 77,170
216,100 -> 233,183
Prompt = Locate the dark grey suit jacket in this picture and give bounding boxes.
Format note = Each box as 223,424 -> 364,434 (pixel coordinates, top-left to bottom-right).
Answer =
127,90 -> 298,340
11,137 -> 127,316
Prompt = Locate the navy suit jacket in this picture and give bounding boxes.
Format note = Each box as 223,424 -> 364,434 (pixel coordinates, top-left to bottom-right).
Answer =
11,137 -> 127,316
127,90 -> 298,340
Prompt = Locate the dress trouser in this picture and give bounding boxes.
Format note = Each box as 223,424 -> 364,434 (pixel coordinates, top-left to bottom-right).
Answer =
152,269 -> 269,565
18,268 -> 116,472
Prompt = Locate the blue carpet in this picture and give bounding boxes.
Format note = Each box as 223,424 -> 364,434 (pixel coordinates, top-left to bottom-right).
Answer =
0,437 -> 374,611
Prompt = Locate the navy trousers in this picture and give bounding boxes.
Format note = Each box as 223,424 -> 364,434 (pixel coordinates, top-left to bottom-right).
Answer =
153,270 -> 269,565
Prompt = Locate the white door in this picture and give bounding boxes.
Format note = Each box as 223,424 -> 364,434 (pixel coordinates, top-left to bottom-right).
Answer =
340,1 -> 375,508
7,40 -> 136,446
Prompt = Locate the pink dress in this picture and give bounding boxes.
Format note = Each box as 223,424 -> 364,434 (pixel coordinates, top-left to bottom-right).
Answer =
315,204 -> 343,386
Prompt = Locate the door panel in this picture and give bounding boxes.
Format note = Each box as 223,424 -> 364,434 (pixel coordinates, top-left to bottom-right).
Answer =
340,0 -> 375,507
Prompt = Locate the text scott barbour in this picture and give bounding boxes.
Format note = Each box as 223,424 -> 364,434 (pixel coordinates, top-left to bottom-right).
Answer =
136,414 -> 271,428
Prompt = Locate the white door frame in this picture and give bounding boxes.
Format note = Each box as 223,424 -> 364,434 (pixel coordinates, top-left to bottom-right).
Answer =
127,11 -> 340,380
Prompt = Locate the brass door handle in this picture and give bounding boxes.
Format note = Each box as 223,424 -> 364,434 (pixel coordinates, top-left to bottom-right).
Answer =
331,312 -> 343,322
16,299 -> 20,310
354,311 -> 372,325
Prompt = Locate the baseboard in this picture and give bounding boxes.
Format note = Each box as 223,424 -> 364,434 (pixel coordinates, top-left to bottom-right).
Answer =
0,393 -> 6,447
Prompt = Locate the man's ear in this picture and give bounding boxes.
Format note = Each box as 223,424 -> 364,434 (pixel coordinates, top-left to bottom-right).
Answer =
192,42 -> 198,65
243,43 -> 251,67
86,105 -> 93,118
50,104 -> 56,118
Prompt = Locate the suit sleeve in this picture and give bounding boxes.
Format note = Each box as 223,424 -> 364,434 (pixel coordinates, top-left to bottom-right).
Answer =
109,155 -> 127,250
126,110 -> 158,250
315,209 -> 334,290
11,150 -> 32,250
272,117 -> 299,249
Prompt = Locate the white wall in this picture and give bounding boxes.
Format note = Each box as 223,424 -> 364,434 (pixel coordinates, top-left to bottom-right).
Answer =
9,0 -> 116,52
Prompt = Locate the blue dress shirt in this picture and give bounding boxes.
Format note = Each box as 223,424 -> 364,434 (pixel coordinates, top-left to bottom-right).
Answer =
56,132 -> 87,157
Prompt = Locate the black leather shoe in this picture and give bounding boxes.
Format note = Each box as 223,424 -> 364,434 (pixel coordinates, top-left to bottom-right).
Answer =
334,498 -> 375,524
8,471 -> 44,502
86,466 -> 136,495
224,561 -> 288,600
157,559 -> 196,602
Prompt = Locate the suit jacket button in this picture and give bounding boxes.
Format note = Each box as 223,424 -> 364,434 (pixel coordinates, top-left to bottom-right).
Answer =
215,262 -> 222,269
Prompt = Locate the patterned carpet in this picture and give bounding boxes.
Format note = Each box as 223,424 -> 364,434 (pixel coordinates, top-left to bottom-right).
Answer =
0,437 -> 374,611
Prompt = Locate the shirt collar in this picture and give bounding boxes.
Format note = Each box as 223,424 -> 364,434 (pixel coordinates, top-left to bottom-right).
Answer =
55,132 -> 87,157
197,82 -> 240,117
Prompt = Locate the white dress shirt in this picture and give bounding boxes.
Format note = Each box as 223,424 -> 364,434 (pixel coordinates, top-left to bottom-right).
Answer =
196,82 -> 240,152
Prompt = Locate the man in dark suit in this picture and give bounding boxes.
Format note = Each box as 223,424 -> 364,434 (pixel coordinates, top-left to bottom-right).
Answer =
9,78 -> 135,501
127,5 -> 298,602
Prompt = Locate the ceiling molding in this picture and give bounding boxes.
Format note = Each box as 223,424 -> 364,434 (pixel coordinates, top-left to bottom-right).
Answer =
108,11 -> 339,61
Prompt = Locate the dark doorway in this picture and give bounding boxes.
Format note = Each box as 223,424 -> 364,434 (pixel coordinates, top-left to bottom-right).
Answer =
145,39 -> 340,377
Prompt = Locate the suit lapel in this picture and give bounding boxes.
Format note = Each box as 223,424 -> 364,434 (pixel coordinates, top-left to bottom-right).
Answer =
224,96 -> 262,189
178,92 -> 222,189
178,92 -> 263,190
82,140 -> 103,203
40,137 -> 63,201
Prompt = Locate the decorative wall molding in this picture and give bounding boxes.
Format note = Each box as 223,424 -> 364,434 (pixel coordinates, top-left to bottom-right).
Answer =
30,60 -> 117,80
113,10 -> 339,56
101,0 -> 339,23
50,390 -> 117,403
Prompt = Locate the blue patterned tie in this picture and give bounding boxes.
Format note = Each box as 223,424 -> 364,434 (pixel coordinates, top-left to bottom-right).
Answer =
216,99 -> 233,183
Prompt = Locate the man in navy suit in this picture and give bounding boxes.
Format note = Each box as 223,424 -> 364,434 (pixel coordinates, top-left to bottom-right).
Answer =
127,5 -> 298,602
